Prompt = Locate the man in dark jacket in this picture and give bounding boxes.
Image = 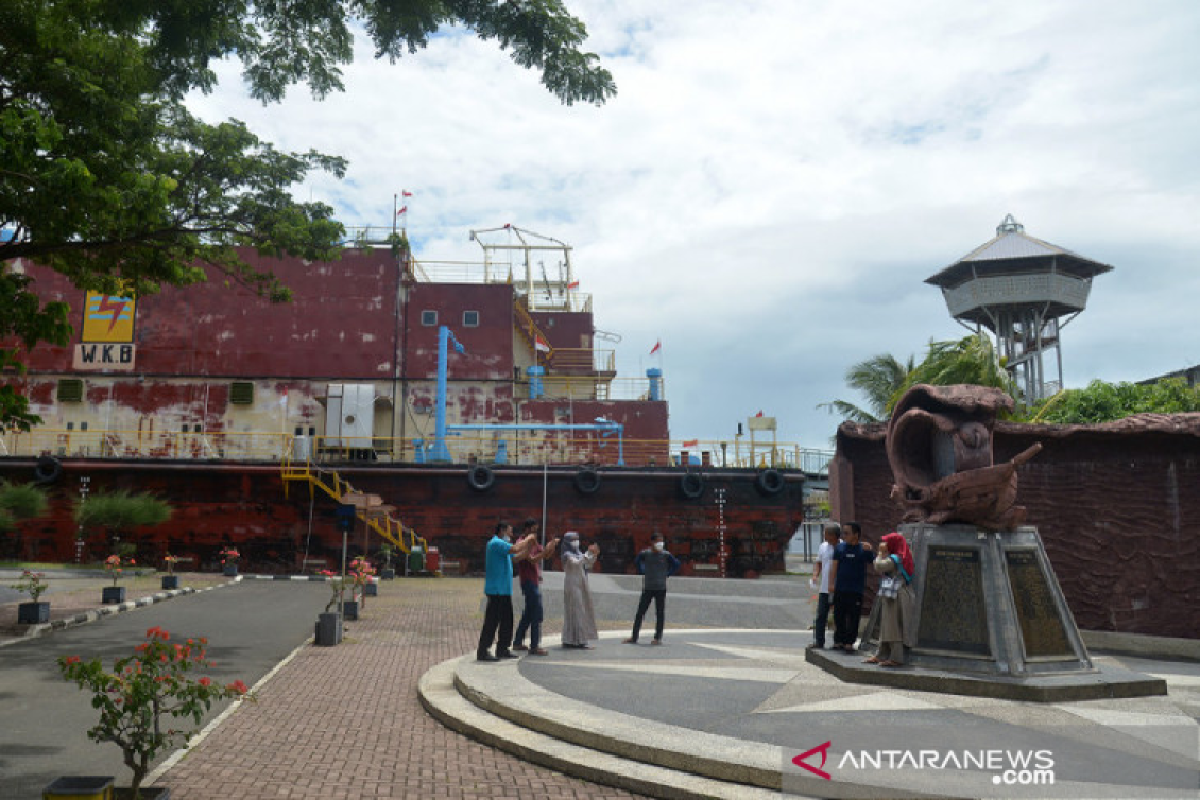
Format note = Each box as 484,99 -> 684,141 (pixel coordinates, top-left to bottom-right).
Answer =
624,532 -> 682,645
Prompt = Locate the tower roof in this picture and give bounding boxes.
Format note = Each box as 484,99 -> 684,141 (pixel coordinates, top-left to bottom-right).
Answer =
925,214 -> 1114,288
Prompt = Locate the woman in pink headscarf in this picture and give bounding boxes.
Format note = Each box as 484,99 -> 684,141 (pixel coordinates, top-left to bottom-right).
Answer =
865,532 -> 916,667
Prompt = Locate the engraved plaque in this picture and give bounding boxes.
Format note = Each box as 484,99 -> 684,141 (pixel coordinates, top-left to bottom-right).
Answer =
917,546 -> 990,655
1005,549 -> 1072,658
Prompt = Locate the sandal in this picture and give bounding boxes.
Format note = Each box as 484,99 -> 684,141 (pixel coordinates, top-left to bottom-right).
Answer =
862,656 -> 881,664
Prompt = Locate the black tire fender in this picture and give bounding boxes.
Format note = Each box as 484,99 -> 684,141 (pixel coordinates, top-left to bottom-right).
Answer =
574,467 -> 601,494
466,464 -> 496,492
679,471 -> 705,499
33,455 -> 62,485
754,468 -> 784,496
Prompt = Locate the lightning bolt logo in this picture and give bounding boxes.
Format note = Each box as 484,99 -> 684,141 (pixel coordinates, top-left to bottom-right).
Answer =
96,296 -> 128,333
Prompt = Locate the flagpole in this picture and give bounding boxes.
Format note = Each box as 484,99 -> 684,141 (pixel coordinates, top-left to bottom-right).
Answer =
392,193 -> 397,240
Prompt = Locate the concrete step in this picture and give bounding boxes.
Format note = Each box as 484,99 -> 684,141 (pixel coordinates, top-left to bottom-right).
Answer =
418,652 -> 796,800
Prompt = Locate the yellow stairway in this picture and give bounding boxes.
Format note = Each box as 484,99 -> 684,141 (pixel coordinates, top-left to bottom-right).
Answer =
281,454 -> 426,556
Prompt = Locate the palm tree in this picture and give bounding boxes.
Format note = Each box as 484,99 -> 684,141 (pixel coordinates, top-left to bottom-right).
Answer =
819,353 -> 913,422
900,333 -> 1015,399
821,334 -> 1015,423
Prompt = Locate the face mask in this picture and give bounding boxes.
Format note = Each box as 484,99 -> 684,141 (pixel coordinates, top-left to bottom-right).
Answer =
653,542 -> 664,552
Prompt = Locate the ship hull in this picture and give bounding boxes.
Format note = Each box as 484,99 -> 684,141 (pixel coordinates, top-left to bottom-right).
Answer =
1,459 -> 803,577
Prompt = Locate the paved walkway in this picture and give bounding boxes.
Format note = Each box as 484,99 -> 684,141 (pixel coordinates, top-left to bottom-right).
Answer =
157,577 -> 651,800
5,569 -> 1198,799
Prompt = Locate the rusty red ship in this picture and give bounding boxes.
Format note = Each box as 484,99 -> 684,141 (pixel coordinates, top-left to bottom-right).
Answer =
2,226 -> 824,575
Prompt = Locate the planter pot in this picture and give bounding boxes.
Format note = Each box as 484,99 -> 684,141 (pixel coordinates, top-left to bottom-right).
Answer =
340,600 -> 359,620
363,582 -> 378,597
223,564 -> 238,577
161,575 -> 179,590
102,586 -> 126,604
314,611 -> 343,646
17,601 -> 49,625
43,776 -> 114,799
380,568 -> 396,580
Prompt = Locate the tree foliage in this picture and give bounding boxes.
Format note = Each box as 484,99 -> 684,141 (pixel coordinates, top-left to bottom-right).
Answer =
74,490 -> 172,542
0,0 -> 614,430
821,334 -> 1012,423
1022,379 -> 1200,424
0,479 -> 48,534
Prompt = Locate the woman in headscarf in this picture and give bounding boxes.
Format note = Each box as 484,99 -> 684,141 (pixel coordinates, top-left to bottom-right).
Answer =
559,531 -> 600,649
865,531 -> 916,667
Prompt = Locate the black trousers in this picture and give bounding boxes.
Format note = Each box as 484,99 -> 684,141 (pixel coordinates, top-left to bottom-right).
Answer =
631,588 -> 667,642
832,590 -> 863,647
812,591 -> 832,647
478,593 -> 514,657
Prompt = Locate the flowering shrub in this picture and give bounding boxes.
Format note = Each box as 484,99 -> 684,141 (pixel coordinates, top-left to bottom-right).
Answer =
105,554 -> 135,586
59,627 -> 253,798
349,556 -> 376,589
163,553 -> 180,575
320,569 -> 347,612
219,547 -> 240,565
11,569 -> 49,602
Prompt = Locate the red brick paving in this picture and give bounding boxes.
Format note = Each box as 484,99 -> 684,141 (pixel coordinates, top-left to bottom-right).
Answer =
160,578 -> 649,799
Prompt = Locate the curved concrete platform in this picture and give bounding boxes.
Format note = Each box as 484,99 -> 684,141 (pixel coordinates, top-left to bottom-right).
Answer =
421,629 -> 1200,800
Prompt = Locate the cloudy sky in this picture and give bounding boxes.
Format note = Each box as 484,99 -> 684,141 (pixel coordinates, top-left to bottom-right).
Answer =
186,0 -> 1200,449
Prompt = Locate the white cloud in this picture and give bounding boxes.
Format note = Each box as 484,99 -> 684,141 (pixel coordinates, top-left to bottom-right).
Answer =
187,0 -> 1200,447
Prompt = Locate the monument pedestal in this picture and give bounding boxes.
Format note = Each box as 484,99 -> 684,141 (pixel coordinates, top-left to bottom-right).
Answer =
868,523 -> 1092,677
808,523 -> 1166,701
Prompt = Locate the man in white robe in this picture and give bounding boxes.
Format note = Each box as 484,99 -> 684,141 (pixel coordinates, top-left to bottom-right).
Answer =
560,531 -> 599,648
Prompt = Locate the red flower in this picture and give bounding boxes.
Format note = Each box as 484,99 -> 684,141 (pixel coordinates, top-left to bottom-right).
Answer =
226,680 -> 249,694
198,677 -> 212,687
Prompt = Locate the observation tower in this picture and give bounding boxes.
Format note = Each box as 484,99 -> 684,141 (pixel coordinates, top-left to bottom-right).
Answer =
926,215 -> 1113,403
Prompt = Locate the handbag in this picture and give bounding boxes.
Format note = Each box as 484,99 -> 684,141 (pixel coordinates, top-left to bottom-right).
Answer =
878,554 -> 911,599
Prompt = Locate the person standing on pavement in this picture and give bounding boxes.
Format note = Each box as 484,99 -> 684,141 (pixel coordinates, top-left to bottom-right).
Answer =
477,521 -> 535,662
863,532 -> 916,667
512,518 -> 559,656
559,531 -> 600,648
808,523 -> 841,650
624,532 -> 681,646
826,521 -> 874,653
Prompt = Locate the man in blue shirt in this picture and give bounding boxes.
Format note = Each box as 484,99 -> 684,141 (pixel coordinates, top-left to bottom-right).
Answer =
827,521 -> 874,653
477,521 -> 535,662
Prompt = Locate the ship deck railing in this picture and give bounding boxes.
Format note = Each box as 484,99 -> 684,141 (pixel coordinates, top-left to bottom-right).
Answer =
1,429 -> 832,476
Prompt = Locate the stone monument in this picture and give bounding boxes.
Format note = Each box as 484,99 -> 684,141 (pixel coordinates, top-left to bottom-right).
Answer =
809,384 -> 1166,700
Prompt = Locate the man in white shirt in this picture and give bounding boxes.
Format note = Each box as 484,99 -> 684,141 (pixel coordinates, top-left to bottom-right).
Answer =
808,523 -> 841,649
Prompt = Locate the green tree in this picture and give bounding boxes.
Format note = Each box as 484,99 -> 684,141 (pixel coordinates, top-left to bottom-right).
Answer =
0,0 -> 615,431
1023,378 -> 1200,423
822,333 -> 1014,423
74,490 -> 172,552
0,480 -> 48,534
899,333 -> 1015,400
819,353 -> 913,423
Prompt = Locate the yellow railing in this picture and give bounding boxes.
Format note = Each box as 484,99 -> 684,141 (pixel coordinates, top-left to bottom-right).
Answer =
281,450 -> 427,556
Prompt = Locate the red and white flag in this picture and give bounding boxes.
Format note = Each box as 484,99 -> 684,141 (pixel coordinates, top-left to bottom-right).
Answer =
649,339 -> 661,355
396,206 -> 408,216
534,333 -> 551,353
567,280 -> 580,290
402,190 -> 414,197
682,439 -> 699,448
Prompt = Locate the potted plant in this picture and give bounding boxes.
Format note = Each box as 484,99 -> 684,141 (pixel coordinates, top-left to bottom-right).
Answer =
55,626 -> 252,799
11,569 -> 50,624
219,547 -> 240,577
350,555 -> 377,604
161,554 -> 181,590
316,570 -> 347,645
379,543 -> 396,580
103,554 -> 135,604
